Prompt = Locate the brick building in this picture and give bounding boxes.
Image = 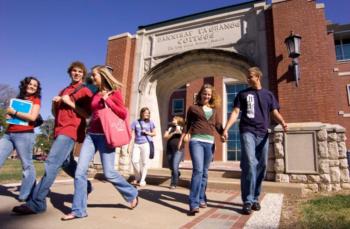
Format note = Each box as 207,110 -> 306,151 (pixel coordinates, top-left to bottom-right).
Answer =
105,0 -> 350,168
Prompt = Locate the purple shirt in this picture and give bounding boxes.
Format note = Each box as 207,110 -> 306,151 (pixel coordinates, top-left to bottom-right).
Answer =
131,120 -> 155,144
234,87 -> 279,137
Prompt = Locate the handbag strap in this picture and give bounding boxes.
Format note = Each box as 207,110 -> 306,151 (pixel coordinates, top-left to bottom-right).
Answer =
138,120 -> 151,143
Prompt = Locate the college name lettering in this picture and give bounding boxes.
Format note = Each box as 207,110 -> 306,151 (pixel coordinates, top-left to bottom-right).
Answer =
156,21 -> 240,46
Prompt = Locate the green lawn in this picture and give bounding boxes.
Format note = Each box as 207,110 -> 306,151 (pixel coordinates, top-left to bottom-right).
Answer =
301,194 -> 350,229
0,159 -> 45,183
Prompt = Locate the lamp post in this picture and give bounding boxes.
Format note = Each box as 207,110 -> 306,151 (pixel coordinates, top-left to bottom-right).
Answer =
285,31 -> 302,87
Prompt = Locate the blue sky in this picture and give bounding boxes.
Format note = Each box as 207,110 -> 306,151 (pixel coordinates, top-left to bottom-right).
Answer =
0,0 -> 349,119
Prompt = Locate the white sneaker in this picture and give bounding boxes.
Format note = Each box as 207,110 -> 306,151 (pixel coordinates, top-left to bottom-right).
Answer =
139,181 -> 146,187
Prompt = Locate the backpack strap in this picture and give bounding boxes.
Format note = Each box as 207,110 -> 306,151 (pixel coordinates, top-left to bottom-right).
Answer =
59,83 -> 86,96
69,84 -> 86,96
138,119 -> 151,142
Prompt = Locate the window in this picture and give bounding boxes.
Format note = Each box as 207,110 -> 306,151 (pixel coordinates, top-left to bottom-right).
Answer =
335,38 -> 350,61
226,83 -> 247,161
347,84 -> 350,105
172,99 -> 184,115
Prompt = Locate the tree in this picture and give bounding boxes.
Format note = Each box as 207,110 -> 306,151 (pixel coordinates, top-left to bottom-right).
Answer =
0,84 -> 17,109
0,84 -> 17,136
35,117 -> 55,154
0,109 -> 8,137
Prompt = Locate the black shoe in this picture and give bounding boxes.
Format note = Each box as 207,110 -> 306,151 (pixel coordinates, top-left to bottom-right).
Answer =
188,208 -> 199,216
242,203 -> 252,215
12,204 -> 36,215
252,202 -> 261,211
87,180 -> 93,196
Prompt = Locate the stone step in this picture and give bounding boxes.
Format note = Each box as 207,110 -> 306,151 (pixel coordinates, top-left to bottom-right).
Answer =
94,167 -> 303,196
149,167 -> 241,179
146,168 -> 303,196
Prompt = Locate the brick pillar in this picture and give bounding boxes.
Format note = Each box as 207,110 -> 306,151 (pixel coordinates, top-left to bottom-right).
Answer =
106,33 -> 136,109
266,0 -> 338,124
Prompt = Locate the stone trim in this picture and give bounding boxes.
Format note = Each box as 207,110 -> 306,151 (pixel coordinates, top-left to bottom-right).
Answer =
268,122 -> 350,194
108,32 -> 134,41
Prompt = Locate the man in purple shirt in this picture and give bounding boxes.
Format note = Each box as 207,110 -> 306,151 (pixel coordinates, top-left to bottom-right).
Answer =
222,67 -> 287,215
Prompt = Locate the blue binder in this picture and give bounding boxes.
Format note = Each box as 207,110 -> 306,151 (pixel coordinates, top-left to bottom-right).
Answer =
6,98 -> 33,126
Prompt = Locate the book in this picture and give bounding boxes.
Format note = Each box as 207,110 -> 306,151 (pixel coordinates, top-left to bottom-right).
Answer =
6,98 -> 33,126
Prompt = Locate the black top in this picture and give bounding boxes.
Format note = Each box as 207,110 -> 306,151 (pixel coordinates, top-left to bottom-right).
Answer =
166,126 -> 184,154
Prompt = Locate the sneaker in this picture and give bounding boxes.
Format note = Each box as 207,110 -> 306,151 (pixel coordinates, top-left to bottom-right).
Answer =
199,202 -> 207,208
12,204 -> 36,215
170,185 -> 176,190
242,203 -> 252,215
139,181 -> 146,187
252,202 -> 261,211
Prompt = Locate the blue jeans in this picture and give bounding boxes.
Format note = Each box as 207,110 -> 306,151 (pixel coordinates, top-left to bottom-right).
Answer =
240,132 -> 269,205
72,134 -> 138,217
26,135 -> 77,212
167,150 -> 184,186
188,140 -> 213,210
0,132 -> 36,200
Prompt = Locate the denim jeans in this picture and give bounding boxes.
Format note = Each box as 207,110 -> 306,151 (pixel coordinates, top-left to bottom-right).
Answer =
0,133 -> 36,200
167,150 -> 184,186
240,132 -> 269,205
26,135 -> 75,212
72,134 -> 138,217
188,140 -> 213,210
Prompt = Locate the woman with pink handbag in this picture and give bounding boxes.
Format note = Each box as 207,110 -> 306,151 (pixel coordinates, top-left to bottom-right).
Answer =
61,66 -> 138,221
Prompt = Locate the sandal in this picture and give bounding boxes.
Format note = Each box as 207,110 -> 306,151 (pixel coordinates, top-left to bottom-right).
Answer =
129,196 -> 139,210
61,213 -> 84,221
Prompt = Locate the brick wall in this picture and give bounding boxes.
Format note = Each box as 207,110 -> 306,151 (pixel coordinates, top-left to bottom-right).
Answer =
106,35 -> 135,109
267,0 -> 350,146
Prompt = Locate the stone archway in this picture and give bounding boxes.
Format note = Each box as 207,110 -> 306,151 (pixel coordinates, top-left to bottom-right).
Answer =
136,48 -> 253,168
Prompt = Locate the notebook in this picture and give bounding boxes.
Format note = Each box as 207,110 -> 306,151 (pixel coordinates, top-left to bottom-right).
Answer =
6,98 -> 33,126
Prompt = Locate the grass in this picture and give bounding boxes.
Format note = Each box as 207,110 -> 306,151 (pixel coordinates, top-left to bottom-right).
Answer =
300,194 -> 350,229
0,159 -> 45,183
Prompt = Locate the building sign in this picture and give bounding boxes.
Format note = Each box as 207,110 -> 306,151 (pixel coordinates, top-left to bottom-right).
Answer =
154,20 -> 241,56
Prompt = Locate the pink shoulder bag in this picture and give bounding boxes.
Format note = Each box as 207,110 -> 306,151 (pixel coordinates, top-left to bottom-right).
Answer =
97,101 -> 131,148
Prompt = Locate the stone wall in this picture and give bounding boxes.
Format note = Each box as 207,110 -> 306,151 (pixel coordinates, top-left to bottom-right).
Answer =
267,122 -> 350,194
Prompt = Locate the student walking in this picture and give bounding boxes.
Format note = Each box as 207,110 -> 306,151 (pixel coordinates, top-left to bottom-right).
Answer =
0,76 -> 41,201
12,61 -> 93,214
178,84 -> 224,216
222,67 -> 288,215
163,116 -> 185,189
129,107 -> 156,187
61,65 -> 138,220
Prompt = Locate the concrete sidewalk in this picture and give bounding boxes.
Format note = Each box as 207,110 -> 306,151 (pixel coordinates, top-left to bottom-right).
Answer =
0,180 -> 283,229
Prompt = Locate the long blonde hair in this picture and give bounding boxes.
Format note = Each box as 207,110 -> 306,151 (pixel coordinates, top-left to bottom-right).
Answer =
92,66 -> 123,91
195,84 -> 221,108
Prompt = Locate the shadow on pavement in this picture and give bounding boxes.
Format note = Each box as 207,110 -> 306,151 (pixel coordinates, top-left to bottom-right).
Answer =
88,203 -> 128,209
48,191 -> 73,214
206,198 -> 244,214
138,188 -> 188,214
0,185 -> 19,201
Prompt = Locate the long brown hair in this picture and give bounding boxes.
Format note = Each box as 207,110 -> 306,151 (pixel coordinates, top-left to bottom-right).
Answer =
139,107 -> 150,121
195,84 -> 221,108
